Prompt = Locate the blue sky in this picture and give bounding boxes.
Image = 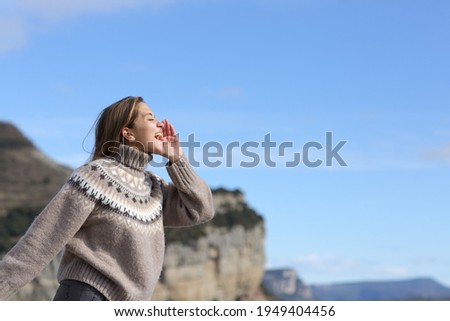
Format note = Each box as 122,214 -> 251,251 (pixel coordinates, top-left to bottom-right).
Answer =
1,0 -> 450,286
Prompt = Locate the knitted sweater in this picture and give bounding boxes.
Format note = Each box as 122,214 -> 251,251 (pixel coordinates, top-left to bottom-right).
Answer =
0,144 -> 214,300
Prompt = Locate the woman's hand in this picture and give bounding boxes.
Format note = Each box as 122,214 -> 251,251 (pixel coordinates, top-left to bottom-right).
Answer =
160,119 -> 183,163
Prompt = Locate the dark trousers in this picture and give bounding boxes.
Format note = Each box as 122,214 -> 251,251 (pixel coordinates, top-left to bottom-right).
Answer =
53,279 -> 107,301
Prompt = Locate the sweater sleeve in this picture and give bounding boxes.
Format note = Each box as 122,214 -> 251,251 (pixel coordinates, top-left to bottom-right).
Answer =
161,155 -> 215,227
0,180 -> 96,300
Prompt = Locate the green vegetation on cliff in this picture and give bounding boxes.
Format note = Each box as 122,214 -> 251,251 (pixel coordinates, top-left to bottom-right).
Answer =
164,188 -> 264,246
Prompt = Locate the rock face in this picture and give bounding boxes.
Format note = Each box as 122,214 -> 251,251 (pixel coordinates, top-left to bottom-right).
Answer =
1,122 -> 266,301
153,188 -> 265,300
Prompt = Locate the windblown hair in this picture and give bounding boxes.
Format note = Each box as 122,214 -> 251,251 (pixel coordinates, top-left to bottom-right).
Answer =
91,96 -> 143,161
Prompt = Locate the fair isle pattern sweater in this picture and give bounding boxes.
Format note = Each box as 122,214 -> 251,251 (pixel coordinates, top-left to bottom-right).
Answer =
0,144 -> 214,301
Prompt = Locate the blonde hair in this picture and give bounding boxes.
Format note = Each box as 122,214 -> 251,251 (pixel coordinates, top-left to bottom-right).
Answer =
91,96 -> 143,161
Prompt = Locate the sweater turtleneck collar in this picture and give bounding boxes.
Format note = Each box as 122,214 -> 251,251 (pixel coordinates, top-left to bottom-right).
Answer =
112,144 -> 152,171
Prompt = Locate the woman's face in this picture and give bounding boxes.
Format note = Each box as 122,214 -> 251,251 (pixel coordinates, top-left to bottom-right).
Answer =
125,102 -> 165,154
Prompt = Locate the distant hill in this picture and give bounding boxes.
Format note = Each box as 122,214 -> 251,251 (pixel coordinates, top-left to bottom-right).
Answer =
263,269 -> 450,301
310,278 -> 450,301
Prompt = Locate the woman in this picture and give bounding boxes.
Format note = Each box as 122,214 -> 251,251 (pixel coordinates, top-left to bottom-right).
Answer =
0,96 -> 214,300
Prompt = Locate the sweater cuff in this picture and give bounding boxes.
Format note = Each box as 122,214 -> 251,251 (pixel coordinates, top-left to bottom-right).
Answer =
0,280 -> 14,300
166,155 -> 197,191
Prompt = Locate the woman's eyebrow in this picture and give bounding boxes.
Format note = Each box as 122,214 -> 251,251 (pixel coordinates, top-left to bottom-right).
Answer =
145,112 -> 155,117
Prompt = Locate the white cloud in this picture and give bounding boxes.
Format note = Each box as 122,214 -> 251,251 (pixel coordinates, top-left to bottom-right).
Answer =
338,146 -> 450,172
373,266 -> 409,278
344,156 -> 431,171
268,253 -> 412,284
0,17 -> 28,54
216,86 -> 245,99
202,86 -> 246,99
15,0 -> 175,21
294,253 -> 364,273
54,83 -> 76,96
421,143 -> 450,163
0,0 -> 184,55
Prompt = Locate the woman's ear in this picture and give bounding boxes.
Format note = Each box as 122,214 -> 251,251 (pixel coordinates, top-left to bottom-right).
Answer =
121,127 -> 135,142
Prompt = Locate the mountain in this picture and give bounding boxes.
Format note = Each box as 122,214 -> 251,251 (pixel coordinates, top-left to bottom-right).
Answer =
0,122 -> 267,300
310,278 -> 450,301
0,121 -> 71,217
0,121 -> 72,253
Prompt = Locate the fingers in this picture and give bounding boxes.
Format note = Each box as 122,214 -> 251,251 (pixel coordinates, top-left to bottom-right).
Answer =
170,124 -> 177,141
162,119 -> 177,141
162,119 -> 169,137
157,119 -> 182,160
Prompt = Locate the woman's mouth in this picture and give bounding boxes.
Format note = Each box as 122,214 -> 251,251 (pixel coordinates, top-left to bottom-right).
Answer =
155,133 -> 164,141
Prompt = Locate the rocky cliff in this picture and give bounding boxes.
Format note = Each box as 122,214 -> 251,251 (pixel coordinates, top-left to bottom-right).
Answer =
0,121 -> 71,218
1,122 -> 266,301
153,189 -> 265,300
